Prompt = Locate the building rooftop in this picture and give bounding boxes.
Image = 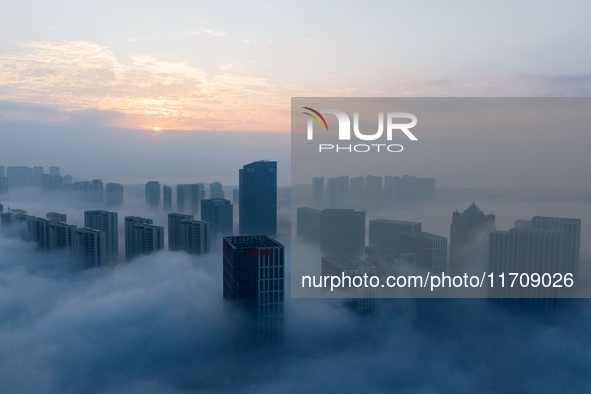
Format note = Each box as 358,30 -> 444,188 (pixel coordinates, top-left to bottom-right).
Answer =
322,257 -> 376,271
224,235 -> 283,249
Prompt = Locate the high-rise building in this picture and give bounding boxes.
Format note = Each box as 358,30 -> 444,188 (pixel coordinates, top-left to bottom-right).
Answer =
91,179 -> 104,203
49,166 -> 60,176
0,166 -> 4,177
41,174 -> 64,191
28,217 -> 50,250
7,166 -> 33,188
180,219 -> 210,255
210,182 -> 224,199
168,213 -> 194,251
296,207 -> 321,243
368,219 -> 422,247
349,176 -> 365,201
74,228 -> 106,267
232,188 -> 239,205
33,166 -> 44,187
0,210 -> 30,238
239,161 -> 277,236
145,181 -> 160,209
365,175 -> 383,200
223,235 -> 284,347
449,202 -> 496,272
312,177 -> 324,204
176,184 -> 205,215
0,175 -> 8,194
399,232 -> 447,273
47,221 -> 76,249
321,256 -> 376,316
84,210 -> 118,262
64,175 -> 73,184
365,245 -> 416,276
105,183 -> 124,207
163,186 -> 172,211
47,212 -> 67,223
320,209 -> 365,259
201,198 -> 233,237
326,176 -> 349,207
125,216 -> 163,261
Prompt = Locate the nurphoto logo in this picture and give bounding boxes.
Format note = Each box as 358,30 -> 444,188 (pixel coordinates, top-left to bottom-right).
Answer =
302,107 -> 418,153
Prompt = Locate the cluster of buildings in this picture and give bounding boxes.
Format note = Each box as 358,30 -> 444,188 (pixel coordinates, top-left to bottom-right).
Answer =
298,201 -> 582,301
312,175 -> 435,206
0,165 -> 124,206
0,160 -> 283,347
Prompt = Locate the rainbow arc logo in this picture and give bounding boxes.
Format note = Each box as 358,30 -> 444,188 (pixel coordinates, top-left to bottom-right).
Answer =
301,107 -> 328,131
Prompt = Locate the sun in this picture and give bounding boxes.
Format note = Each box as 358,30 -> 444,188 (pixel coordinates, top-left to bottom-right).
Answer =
153,126 -> 162,133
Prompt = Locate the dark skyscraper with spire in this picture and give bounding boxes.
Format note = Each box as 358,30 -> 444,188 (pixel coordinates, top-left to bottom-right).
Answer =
239,161 -> 277,236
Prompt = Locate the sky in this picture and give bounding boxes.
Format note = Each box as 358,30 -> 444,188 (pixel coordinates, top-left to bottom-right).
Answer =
1,0 -> 590,132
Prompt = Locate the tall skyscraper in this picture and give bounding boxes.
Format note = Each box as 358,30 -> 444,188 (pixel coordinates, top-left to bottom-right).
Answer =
145,181 -> 160,209
296,207 -> 321,243
47,221 -> 76,249
105,183 -> 124,207
201,198 -> 233,237
74,228 -> 106,267
47,212 -> 67,223
49,166 -> 60,176
163,186 -> 172,211
399,232 -> 447,273
320,209 -> 365,259
365,245 -> 416,276
223,235 -> 284,347
368,219 -> 422,247
365,175 -> 383,200
326,176 -> 349,207
28,217 -> 50,250
0,166 -> 4,177
449,202 -> 496,272
125,216 -> 164,261
210,182 -> 224,199
84,210 -> 118,262
168,213 -> 194,251
232,188 -> 239,205
180,219 -> 210,255
312,177 -> 324,204
239,161 -> 277,236
321,256 -> 376,316
176,184 -> 205,215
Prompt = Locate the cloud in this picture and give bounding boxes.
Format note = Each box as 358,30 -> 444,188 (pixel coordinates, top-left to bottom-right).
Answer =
200,29 -> 227,37
0,41 -> 288,131
1,226 -> 591,394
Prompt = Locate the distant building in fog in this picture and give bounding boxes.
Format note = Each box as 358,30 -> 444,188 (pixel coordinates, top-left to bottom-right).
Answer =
223,235 -> 284,347
232,188 -> 239,205
180,219 -> 210,255
168,213 -> 193,251
296,207 -> 321,243
490,217 -> 580,298
365,175 -> 382,200
201,198 -> 233,237
105,183 -> 124,207
125,216 -> 164,261
312,177 -> 324,203
321,256 -> 376,316
145,181 -> 160,209
449,202 -> 496,273
49,166 -> 60,176
349,176 -> 364,201
210,182 -> 224,199
176,183 -> 205,215
84,210 -> 118,262
47,212 -> 67,223
163,186 -> 172,211
7,166 -> 33,188
365,245 -> 416,276
0,176 -> 8,194
74,228 -> 106,267
399,232 -> 447,273
320,209 -> 365,259
369,219 -> 422,247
